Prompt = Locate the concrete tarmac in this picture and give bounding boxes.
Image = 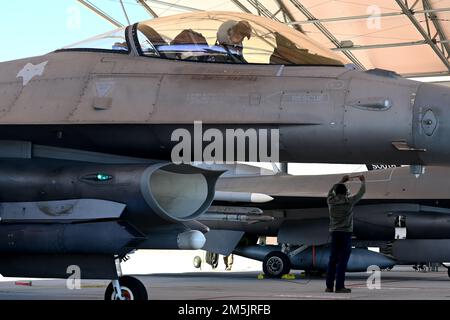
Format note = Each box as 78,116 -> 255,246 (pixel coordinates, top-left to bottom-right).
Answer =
0,269 -> 449,300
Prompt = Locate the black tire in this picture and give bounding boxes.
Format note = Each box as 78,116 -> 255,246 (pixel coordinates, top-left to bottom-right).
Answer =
448,267 -> 450,278
262,251 -> 291,278
104,276 -> 148,300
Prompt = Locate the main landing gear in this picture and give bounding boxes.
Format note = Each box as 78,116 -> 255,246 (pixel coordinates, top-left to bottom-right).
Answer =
262,251 -> 291,278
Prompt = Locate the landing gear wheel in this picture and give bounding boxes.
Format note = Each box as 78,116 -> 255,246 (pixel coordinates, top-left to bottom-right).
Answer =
262,251 -> 291,278
105,276 -> 148,300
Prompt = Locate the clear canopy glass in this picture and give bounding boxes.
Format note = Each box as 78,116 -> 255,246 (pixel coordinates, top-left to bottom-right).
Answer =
61,11 -> 346,66
63,28 -> 129,52
136,11 -> 346,66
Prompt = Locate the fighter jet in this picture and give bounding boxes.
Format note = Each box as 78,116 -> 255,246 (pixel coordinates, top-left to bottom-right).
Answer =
0,10 -> 449,300
200,165 -> 450,278
0,11 -> 449,168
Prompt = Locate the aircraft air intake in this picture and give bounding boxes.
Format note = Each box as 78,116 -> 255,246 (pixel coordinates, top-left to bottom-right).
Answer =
140,163 -> 219,223
0,161 -> 223,233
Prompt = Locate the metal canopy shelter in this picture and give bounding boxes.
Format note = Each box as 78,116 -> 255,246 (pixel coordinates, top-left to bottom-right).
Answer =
77,0 -> 450,78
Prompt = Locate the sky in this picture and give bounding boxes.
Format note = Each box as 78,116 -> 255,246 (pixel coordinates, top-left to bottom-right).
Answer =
0,0 -> 149,62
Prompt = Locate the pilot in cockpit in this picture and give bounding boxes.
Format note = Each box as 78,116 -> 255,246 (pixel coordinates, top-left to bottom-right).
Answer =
216,20 -> 252,62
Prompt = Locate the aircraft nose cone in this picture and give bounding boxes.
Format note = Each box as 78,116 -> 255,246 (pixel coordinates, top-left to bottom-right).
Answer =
412,82 -> 450,164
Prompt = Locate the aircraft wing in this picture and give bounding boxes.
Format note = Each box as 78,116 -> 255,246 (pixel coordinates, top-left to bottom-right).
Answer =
203,229 -> 245,255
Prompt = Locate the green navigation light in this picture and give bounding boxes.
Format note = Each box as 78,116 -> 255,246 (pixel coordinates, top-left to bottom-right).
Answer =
96,174 -> 112,181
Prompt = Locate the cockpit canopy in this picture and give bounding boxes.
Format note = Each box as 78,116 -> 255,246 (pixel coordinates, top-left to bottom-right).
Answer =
63,11 -> 346,66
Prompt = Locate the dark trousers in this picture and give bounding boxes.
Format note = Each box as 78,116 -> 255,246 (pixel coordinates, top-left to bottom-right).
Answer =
326,231 -> 352,290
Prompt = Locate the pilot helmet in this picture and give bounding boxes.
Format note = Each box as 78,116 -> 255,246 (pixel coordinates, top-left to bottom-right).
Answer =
231,21 -> 252,41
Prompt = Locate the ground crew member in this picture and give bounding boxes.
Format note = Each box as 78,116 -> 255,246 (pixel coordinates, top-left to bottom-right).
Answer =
325,174 -> 366,293
223,254 -> 234,271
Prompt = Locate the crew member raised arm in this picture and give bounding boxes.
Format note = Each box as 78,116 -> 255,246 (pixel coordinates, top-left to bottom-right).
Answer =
325,174 -> 366,293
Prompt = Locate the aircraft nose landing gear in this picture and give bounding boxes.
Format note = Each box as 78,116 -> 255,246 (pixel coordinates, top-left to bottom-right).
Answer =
105,276 -> 148,300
